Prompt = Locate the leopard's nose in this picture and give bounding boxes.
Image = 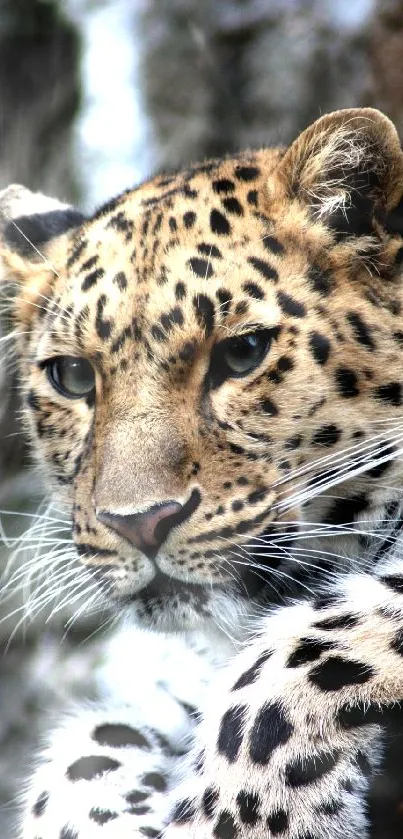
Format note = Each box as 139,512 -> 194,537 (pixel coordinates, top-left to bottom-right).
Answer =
97,490 -> 201,559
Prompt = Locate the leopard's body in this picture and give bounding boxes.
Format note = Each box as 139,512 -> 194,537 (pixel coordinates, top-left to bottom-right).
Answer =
2,108 -> 403,838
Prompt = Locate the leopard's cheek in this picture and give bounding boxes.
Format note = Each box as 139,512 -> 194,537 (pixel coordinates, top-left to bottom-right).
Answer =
24,378 -> 94,496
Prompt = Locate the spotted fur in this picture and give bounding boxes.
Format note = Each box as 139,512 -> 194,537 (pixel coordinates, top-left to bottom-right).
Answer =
2,109 -> 403,838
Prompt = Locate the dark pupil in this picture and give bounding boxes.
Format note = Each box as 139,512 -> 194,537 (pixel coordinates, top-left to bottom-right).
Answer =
225,334 -> 263,373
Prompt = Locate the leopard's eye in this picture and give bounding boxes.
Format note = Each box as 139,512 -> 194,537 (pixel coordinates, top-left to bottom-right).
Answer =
209,329 -> 274,388
44,356 -> 95,400
222,333 -> 269,374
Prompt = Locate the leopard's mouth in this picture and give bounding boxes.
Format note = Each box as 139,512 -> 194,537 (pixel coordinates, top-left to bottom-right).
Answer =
85,523 -> 287,618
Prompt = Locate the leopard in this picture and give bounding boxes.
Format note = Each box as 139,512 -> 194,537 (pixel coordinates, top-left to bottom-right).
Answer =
2,107 -> 403,839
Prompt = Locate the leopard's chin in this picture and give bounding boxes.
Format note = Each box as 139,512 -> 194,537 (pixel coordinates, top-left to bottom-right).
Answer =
103,566 -> 264,633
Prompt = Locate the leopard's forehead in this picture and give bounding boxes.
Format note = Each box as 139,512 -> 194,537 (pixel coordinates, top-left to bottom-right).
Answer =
42,148 -> 338,366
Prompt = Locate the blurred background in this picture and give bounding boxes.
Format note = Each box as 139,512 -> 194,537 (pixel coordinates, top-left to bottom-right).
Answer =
0,0 -> 403,836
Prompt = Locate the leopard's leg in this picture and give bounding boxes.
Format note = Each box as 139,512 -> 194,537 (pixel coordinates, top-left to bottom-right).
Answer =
166,563 -> 403,838
22,695 -> 193,839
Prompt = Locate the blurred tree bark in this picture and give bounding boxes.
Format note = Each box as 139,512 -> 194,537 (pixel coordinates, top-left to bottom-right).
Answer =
0,5 -> 82,835
371,0 -> 403,136
138,0 -> 375,171
0,0 -> 80,499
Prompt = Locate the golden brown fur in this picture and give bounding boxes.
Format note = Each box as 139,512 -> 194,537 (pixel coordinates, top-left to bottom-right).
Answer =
2,108 -> 403,631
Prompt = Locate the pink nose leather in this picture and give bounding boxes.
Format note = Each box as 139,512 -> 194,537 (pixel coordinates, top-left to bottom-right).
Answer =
97,501 -> 183,559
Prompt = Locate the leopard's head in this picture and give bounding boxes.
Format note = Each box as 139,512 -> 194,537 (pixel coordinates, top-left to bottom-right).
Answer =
2,108 -> 403,631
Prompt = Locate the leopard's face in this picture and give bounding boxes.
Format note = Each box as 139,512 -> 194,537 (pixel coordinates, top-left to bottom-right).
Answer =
3,108 -> 403,630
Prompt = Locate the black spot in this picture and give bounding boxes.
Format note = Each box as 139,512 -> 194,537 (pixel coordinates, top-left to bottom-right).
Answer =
309,331 -> 330,365
217,704 -> 247,762
81,267 -> 104,292
126,791 -> 149,804
67,237 -> 87,269
93,723 -> 150,749
210,209 -> 231,235
95,294 -> 112,340
277,291 -> 306,318
67,755 -> 121,781
171,798 -> 195,824
242,281 -> 264,300
198,243 -> 222,258
342,778 -> 354,793
106,211 -> 134,240
286,749 -> 340,786
151,325 -> 166,342
60,828 -> 78,839
261,398 -> 279,417
160,307 -> 184,331
193,293 -> 215,336
216,288 -> 232,316
183,211 -> 196,228
263,235 -> 284,255
235,301 -> 248,315
222,196 -> 243,216
248,256 -> 278,282
277,355 -> 294,372
314,613 -> 358,630
214,810 -> 238,839
312,424 -> 340,447
139,829 -> 160,838
234,165 -> 260,181
89,808 -> 118,825
381,574 -> 403,594
33,791 -> 49,817
346,311 -> 375,350
247,189 -> 258,206
307,265 -> 333,296
213,178 -> 235,194
188,257 -> 214,279
236,790 -> 261,825
175,281 -> 186,300
285,434 -> 301,450
141,772 -> 167,791
367,458 -> 392,478
179,340 -> 196,362
374,382 -> 402,406
203,787 -> 219,819
391,628 -> 403,656
266,809 -> 289,834
127,805 -> 151,816
249,701 -> 293,764
232,500 -> 244,512
335,367 -> 359,398
113,271 -> 128,290
326,493 -> 368,526
287,637 -> 335,668
316,798 -> 342,816
247,487 -> 269,505
337,699 -> 403,728
309,656 -> 374,691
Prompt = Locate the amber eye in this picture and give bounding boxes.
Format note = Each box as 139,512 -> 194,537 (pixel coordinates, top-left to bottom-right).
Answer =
44,356 -> 95,400
209,329 -> 274,388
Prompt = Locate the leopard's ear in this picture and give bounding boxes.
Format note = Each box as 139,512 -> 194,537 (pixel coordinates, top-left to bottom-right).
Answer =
275,108 -> 403,238
0,184 -> 84,324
